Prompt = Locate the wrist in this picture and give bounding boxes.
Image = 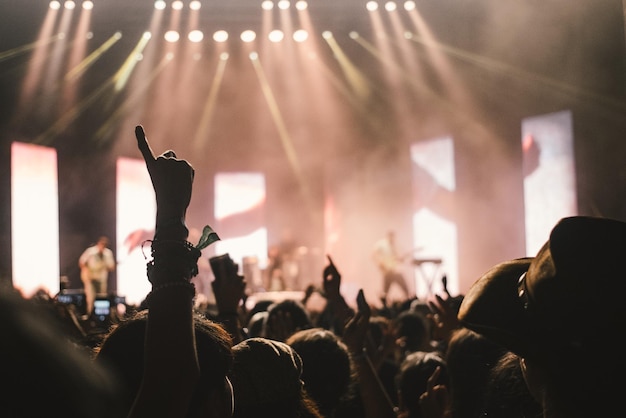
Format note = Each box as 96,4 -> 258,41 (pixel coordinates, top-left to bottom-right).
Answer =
155,216 -> 189,240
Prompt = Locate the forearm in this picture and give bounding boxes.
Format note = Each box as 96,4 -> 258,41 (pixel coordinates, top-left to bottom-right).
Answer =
130,286 -> 199,417
352,352 -> 397,418
130,226 -> 201,416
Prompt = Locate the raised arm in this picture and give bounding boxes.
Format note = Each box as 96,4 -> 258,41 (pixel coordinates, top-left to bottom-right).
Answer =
342,289 -> 397,418
321,254 -> 354,335
128,125 -> 201,418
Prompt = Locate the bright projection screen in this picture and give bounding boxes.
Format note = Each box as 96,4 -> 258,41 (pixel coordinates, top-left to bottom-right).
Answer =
11,142 -> 60,297
410,136 -> 458,298
522,110 -> 577,256
116,157 -> 155,306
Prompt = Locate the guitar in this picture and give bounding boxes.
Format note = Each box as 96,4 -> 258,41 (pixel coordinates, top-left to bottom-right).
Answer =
374,247 -> 423,275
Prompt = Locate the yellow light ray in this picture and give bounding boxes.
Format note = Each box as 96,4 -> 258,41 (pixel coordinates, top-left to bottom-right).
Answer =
250,53 -> 316,219
65,32 -> 122,81
193,53 -> 228,149
113,32 -> 151,91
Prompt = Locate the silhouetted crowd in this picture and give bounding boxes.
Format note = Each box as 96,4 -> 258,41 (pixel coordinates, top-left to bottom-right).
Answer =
3,125 -> 625,418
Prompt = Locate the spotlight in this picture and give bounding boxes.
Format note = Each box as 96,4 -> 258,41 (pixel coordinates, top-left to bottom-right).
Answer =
172,1 -> 184,10
164,30 -> 180,42
65,1 -> 76,9
213,30 -> 229,42
277,0 -> 290,10
240,30 -> 257,42
295,1 -> 307,10
293,29 -> 308,42
261,1 -> 274,10
190,1 -> 202,10
154,1 -> 166,10
268,30 -> 284,42
404,1 -> 415,11
50,1 -> 61,9
82,1 -> 94,10
188,30 -> 204,42
385,2 -> 396,11
366,1 -> 378,11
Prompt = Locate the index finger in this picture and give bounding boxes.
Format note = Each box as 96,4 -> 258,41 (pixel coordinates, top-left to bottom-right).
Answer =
326,254 -> 335,266
426,366 -> 441,392
135,125 -> 155,165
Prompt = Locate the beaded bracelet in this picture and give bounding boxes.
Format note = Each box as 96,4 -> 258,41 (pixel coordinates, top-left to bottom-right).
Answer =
147,261 -> 199,284
150,239 -> 201,260
141,224 -> 221,285
143,239 -> 201,284
146,281 -> 196,306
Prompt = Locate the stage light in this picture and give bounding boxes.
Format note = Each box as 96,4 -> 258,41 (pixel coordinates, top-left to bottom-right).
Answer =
404,1 -> 415,11
213,30 -> 228,42
268,30 -> 284,42
82,1 -> 93,9
241,30 -> 256,42
293,29 -> 308,42
65,1 -> 76,9
278,0 -> 290,10
50,1 -> 61,9
295,1 -> 307,10
366,1 -> 378,11
188,30 -> 204,42
385,2 -> 396,11
322,31 -> 332,39
164,30 -> 180,42
154,0 -> 166,10
172,1 -> 184,10
190,0 -> 201,10
261,1 -> 273,10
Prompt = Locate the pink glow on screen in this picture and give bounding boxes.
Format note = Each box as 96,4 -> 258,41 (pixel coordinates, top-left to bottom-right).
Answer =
522,110 -> 577,256
116,157 -> 156,306
11,142 -> 60,297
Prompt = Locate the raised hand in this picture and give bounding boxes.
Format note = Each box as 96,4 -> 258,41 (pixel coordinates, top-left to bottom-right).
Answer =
323,254 -> 342,300
419,366 -> 451,418
428,294 -> 460,344
135,125 -> 194,227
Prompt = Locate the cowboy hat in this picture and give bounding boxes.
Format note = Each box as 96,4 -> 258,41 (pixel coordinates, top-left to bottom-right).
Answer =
458,216 -> 626,361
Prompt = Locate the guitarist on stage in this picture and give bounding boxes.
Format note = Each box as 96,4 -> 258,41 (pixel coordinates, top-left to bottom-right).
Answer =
79,235 -> 115,317
372,230 -> 412,302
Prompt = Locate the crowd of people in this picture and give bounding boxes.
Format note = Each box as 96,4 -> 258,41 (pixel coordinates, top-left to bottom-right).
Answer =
3,125 -> 626,418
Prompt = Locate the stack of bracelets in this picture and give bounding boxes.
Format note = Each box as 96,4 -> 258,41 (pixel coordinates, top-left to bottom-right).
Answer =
144,239 -> 201,304
143,224 -> 220,305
